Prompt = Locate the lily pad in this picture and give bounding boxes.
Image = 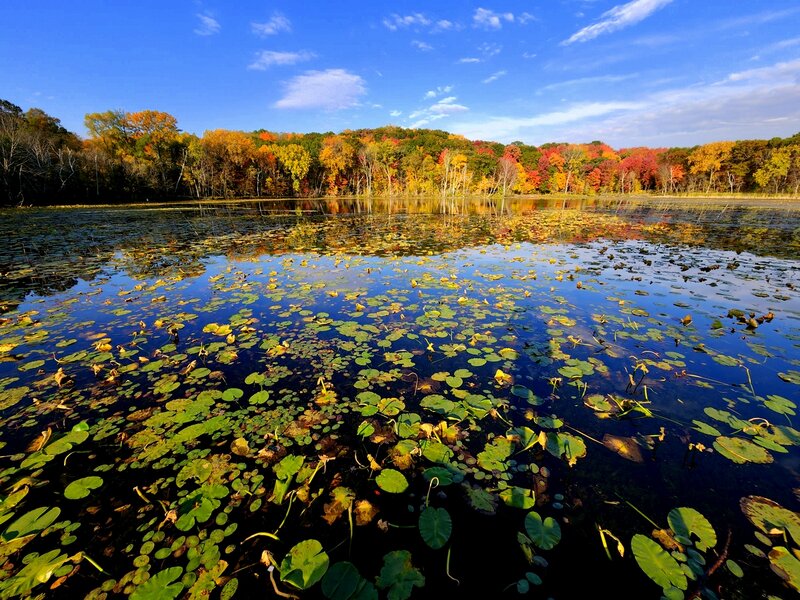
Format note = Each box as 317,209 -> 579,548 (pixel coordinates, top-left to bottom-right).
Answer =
280,539 -> 330,590
419,507 -> 452,549
740,496 -> 800,545
524,511 -> 561,550
631,534 -> 687,592
376,550 -> 425,600
713,437 -> 773,464
64,476 -> 104,500
131,566 -> 185,600
667,507 -> 716,551
376,469 -> 409,494
769,546 -> 800,592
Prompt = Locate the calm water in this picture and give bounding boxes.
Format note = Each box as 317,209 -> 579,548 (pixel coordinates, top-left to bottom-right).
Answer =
0,198 -> 799,599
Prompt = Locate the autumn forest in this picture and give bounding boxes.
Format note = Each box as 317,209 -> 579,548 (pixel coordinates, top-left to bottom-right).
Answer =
2,98 -> 799,206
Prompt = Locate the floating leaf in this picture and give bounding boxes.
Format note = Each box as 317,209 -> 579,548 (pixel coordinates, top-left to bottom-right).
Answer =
713,437 -> 773,464
376,469 -> 408,494
418,507 -> 452,549
631,534 -> 687,592
740,496 -> 800,545
321,562 -> 377,600
769,546 -> 800,592
602,434 -> 644,463
667,507 -> 716,551
500,486 -> 536,510
524,511 -> 561,550
0,550 -> 70,598
130,566 -> 185,600
279,539 -> 330,590
376,550 -> 425,600
64,476 -> 104,500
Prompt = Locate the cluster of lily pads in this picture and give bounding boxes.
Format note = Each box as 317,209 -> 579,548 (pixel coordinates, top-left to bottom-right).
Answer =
0,202 -> 798,598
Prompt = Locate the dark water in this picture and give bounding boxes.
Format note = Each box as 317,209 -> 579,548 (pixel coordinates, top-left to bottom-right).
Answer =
0,198 -> 798,599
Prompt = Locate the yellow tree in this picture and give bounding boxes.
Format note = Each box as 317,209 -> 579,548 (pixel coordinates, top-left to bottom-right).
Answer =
319,135 -> 355,195
268,143 -> 311,193
688,141 -> 734,193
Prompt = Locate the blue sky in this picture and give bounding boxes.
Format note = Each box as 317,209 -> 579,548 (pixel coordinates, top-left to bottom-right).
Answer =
2,0 -> 800,147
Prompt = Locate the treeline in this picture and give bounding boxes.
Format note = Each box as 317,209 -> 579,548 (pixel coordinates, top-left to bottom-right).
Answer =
2,98 -> 799,205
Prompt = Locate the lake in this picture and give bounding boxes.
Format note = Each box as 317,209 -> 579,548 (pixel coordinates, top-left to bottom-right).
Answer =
0,197 -> 799,599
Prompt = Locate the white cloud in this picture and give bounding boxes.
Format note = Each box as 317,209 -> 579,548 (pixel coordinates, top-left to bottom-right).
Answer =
518,12 -> 535,25
274,69 -> 367,110
194,13 -> 220,36
522,52 -> 537,60
539,74 -> 638,92
424,85 -> 453,99
482,70 -> 507,84
252,13 -> 291,36
408,96 -> 469,128
390,110 -> 402,117
412,40 -> 433,52
450,59 -> 800,146
429,97 -> 469,114
563,0 -> 673,45
473,8 -> 514,30
458,57 -> 481,64
248,50 -> 315,70
479,43 -> 502,57
433,20 -> 455,32
383,13 -> 430,31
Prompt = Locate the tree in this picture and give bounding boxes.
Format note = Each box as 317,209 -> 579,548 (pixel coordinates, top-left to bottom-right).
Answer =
269,143 -> 311,194
688,141 -> 735,193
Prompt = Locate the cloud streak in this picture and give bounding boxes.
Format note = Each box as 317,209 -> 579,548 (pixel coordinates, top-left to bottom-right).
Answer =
252,13 -> 291,36
194,13 -> 220,36
248,51 -> 315,70
274,69 -> 366,110
563,0 -> 673,45
451,59 -> 800,146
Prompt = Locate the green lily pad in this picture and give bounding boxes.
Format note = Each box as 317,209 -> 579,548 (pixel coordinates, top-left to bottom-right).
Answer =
524,511 -> 561,550
376,550 -> 425,600
667,507 -> 716,551
0,550 -> 70,598
419,507 -> 452,549
280,539 -> 329,590
778,370 -> 800,385
713,437 -> 773,464
500,486 -> 536,510
2,506 -> 61,541
131,566 -> 185,600
740,496 -> 800,545
376,469 -> 409,494
321,562 -> 377,600
769,546 -> 800,592
64,476 -> 104,500
631,534 -> 687,592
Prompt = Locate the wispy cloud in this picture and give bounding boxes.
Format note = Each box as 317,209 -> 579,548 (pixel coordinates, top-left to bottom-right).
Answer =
252,13 -> 291,36
473,8 -> 515,30
424,86 -> 453,99
409,96 -> 469,128
248,50 -> 315,70
458,57 -> 481,64
483,70 -> 507,84
451,59 -> 800,146
389,110 -> 402,117
412,40 -> 433,52
451,102 -> 641,141
563,0 -> 673,45
383,13 -> 430,31
539,74 -> 638,92
274,69 -> 366,110
194,13 -> 220,36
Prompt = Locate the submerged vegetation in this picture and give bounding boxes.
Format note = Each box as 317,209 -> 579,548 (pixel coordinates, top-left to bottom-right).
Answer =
0,199 -> 798,598
2,98 -> 800,205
